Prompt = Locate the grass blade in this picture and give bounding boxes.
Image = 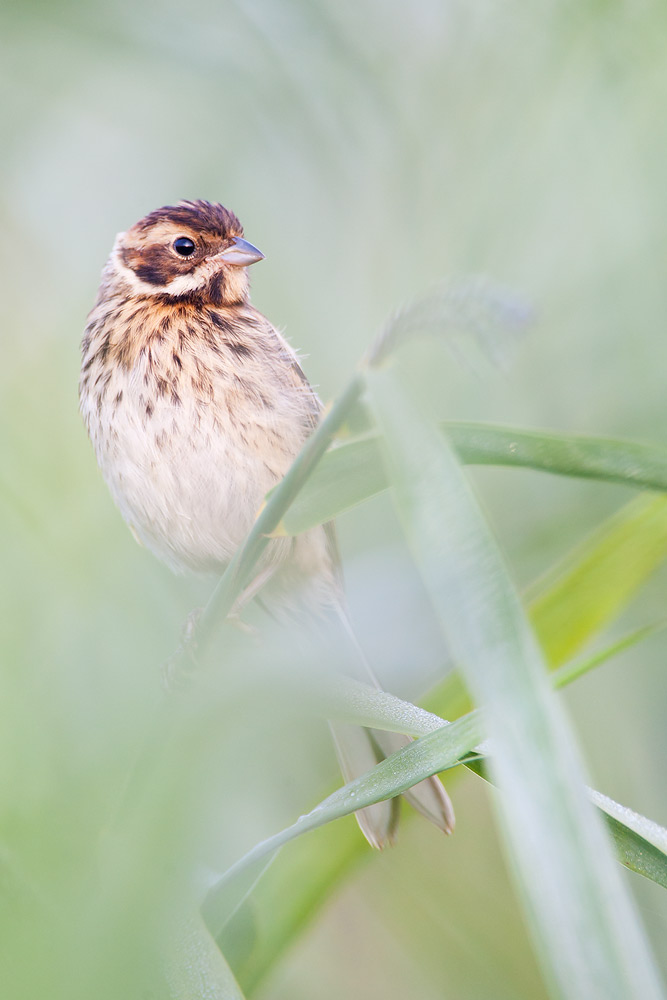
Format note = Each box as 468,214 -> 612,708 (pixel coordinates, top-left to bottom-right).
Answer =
465,764 -> 667,892
209,705 -> 667,990
591,790 -> 667,890
203,713 -> 481,939
551,623 -> 666,689
217,513 -> 667,992
425,496 -> 667,721
216,821 -> 363,993
590,788 -> 667,855
166,912 -> 248,1000
279,423 -> 667,536
527,493 -> 667,666
604,817 -> 667,890
367,364 -> 664,1000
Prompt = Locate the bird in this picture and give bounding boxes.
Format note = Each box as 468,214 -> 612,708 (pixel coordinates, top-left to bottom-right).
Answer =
79,199 -> 454,847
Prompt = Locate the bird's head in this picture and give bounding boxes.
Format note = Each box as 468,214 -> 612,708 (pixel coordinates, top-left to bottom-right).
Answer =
111,200 -> 264,306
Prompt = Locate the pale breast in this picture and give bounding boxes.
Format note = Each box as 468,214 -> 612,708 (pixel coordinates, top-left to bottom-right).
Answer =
80,301 -> 320,573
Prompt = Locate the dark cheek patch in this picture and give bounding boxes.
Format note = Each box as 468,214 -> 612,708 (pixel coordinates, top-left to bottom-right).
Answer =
122,245 -> 197,287
136,263 -> 169,285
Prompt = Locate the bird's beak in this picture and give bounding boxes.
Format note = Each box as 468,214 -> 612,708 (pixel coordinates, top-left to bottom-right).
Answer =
217,237 -> 265,266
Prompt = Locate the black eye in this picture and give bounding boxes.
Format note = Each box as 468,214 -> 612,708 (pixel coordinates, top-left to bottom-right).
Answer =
173,237 -> 196,257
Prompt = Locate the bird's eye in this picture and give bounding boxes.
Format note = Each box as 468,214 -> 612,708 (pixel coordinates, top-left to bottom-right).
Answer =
173,237 -> 196,257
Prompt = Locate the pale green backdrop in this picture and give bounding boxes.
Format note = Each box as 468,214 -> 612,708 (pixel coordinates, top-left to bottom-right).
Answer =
2,3 -> 667,998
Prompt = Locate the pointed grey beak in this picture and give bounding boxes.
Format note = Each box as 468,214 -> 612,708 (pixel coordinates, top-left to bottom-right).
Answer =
217,237 -> 265,266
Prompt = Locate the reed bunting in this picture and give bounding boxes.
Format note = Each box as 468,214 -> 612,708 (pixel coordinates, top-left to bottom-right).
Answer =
80,200 -> 454,846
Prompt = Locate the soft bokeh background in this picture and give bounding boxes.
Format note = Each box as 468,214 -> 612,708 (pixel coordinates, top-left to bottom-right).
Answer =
3,2 -> 667,997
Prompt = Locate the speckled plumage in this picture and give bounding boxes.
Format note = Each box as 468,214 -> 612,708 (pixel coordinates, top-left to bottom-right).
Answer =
79,200 -> 338,612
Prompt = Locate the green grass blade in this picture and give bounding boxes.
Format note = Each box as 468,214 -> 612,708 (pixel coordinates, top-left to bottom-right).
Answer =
590,788 -> 667,855
449,423 -> 667,488
210,521 -> 667,992
202,678 -> 453,942
213,626 -> 667,991
165,912 -> 248,1000
203,713 -> 481,939
279,434 -> 386,536
604,817 -> 667,890
279,423 -> 667,536
463,757 -> 667,892
425,497 -> 667,721
590,789 -> 667,890
209,702 -> 667,991
428,619 -> 666,725
217,820 -> 363,994
201,855 -> 277,941
528,494 -> 667,666
318,675 -> 450,736
464,764 -> 667,892
366,365 -> 665,1000
551,623 -> 666,689
366,276 -> 531,367
220,540 -> 667,993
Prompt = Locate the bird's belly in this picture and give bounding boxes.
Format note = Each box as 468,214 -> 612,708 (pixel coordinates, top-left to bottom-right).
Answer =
88,387 -> 290,573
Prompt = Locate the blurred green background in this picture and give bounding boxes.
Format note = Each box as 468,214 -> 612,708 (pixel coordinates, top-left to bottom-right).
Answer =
2,2 -> 667,997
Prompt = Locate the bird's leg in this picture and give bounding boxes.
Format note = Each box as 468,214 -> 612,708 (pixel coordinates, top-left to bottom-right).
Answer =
161,607 -> 203,692
161,565 -> 279,690
228,564 -> 279,626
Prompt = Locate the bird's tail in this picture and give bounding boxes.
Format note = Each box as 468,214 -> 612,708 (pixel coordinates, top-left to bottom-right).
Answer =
331,600 -> 455,849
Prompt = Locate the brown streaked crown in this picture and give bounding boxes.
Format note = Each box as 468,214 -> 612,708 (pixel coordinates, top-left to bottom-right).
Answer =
133,200 -> 243,239
118,200 -> 249,305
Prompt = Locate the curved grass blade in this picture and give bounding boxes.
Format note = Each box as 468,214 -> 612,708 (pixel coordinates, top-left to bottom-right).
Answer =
277,433 -> 386,537
604,817 -> 667,890
209,615 -> 667,992
425,496 -> 667,721
528,494 -> 667,666
202,678 -> 455,943
165,911 -> 247,1000
201,855 -> 276,942
278,423 -> 667,536
589,788 -> 667,854
367,276 -> 531,368
590,789 -> 667,890
206,624 -> 667,986
429,620 -> 667,723
464,764 -> 667,891
214,546 -> 667,992
203,712 -> 481,939
367,364 -> 665,1000
209,706 -> 667,992
217,820 -> 363,993
551,622 -> 666,689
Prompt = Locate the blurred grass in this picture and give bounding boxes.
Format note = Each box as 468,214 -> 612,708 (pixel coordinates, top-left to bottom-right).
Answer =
368,363 -> 663,998
278,422 -> 667,535
3,1 -> 667,998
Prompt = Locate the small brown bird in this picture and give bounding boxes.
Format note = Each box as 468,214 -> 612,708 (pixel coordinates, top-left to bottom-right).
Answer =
80,200 -> 454,846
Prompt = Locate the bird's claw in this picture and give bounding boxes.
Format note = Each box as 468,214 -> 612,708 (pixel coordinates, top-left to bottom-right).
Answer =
161,608 -> 202,693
